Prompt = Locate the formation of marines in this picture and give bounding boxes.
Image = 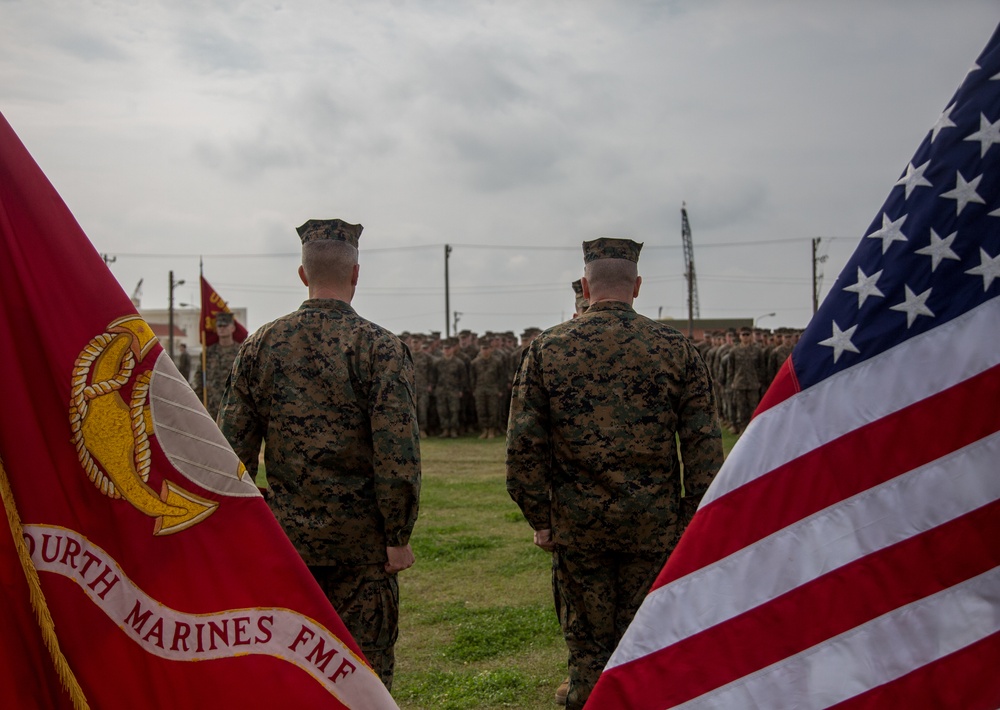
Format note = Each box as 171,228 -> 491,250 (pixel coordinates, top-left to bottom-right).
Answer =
697,326 -> 801,434
189,293 -> 801,444
395,326 -> 542,439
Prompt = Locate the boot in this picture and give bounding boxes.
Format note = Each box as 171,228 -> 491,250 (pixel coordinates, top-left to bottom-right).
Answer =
479,429 -> 488,439
555,677 -> 569,705
450,428 -> 459,438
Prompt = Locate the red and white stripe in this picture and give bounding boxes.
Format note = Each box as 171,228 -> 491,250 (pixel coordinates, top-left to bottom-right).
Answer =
589,296 -> 1000,709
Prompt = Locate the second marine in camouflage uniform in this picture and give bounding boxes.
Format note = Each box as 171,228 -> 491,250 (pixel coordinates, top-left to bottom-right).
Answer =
434,337 -> 468,437
506,237 -> 723,710
196,311 -> 240,420
728,327 -> 762,434
471,339 -> 506,438
410,335 -> 435,436
218,219 -> 420,690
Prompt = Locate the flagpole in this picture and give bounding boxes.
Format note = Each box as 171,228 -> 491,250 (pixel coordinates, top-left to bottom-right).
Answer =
200,258 -> 208,408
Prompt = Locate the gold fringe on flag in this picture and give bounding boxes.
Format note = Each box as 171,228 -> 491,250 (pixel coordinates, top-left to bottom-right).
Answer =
0,455 -> 90,710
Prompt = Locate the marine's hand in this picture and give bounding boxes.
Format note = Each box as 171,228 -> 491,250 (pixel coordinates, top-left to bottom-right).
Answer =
533,528 -> 555,552
385,544 -> 415,574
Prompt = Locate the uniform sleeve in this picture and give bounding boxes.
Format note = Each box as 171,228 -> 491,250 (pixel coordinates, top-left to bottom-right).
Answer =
505,342 -> 552,530
369,336 -> 422,548
217,340 -> 265,476
676,344 -> 725,527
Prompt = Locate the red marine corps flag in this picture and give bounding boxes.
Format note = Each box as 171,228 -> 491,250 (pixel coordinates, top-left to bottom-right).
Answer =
199,275 -> 248,348
589,24 -> 1000,710
0,112 -> 398,709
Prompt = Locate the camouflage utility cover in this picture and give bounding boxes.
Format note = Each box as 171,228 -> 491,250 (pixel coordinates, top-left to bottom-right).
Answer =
219,298 -> 421,566
506,300 -> 723,553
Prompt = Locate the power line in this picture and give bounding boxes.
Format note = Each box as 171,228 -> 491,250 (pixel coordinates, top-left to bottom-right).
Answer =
98,235 -> 860,260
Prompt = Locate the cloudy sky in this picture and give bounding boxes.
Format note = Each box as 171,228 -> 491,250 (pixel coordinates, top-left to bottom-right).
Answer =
3,0 -> 998,336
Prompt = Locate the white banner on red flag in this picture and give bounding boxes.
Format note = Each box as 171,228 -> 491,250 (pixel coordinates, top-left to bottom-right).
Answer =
588,22 -> 1000,710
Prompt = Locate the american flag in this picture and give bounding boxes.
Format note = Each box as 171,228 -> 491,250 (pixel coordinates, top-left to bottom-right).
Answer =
587,24 -> 1000,710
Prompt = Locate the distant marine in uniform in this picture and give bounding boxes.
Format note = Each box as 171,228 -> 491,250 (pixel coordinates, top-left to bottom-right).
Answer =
195,311 -> 240,420
175,342 -> 192,384
571,278 -> 588,317
729,326 -> 762,434
471,335 -> 505,439
434,337 -> 468,438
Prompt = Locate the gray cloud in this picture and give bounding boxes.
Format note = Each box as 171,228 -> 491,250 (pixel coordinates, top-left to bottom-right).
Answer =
2,0 -> 997,335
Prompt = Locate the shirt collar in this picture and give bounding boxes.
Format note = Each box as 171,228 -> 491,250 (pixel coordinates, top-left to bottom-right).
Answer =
585,300 -> 635,314
299,298 -> 356,315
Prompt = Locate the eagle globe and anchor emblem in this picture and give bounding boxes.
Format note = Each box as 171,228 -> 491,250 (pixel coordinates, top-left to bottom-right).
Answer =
68,315 -> 259,534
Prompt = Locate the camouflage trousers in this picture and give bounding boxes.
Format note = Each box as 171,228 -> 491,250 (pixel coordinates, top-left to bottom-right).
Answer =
552,547 -> 668,710
732,388 -> 759,431
436,390 -> 463,431
474,388 -> 500,429
416,390 -> 431,432
308,564 -> 399,690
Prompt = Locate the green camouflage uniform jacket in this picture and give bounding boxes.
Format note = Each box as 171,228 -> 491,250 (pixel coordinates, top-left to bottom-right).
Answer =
728,342 -> 762,391
218,299 -> 421,566
434,353 -> 469,393
506,300 -> 723,553
412,349 -> 435,394
470,351 -> 506,394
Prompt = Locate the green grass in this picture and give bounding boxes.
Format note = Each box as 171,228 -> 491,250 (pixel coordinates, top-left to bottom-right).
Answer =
391,429 -> 738,709
255,429 -> 740,708
394,668 -> 541,710
393,435 -> 565,709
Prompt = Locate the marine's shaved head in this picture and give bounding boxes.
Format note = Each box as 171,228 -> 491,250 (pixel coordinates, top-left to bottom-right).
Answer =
301,239 -> 358,288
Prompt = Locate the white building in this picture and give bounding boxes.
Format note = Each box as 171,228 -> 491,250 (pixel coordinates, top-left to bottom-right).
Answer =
135,304 -> 248,358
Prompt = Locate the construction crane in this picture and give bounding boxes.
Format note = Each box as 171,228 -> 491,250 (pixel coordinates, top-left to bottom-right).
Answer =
681,202 -> 700,337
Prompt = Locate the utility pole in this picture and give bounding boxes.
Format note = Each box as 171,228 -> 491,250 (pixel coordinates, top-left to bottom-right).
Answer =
444,244 -> 452,337
812,237 -> 827,315
681,203 -> 700,337
168,270 -> 185,360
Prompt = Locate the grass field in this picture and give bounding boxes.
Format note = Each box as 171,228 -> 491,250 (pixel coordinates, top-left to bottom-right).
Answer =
391,429 -> 739,709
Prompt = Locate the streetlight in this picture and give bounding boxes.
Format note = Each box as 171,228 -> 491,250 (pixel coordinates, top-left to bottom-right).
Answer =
754,312 -> 776,328
168,271 -> 185,360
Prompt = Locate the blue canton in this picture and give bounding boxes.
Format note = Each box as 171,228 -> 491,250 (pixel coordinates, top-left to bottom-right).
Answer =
795,27 -> 1000,389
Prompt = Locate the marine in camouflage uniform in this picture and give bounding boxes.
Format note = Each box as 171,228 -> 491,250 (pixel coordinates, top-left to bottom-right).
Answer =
506,237 -> 723,710
471,339 -> 506,438
195,311 -> 240,420
410,335 -> 435,436
218,219 -> 420,690
434,337 -> 468,437
571,278 -> 588,318
716,329 -> 737,430
728,327 -> 762,434
770,329 -> 796,377
458,330 -> 478,433
175,342 -> 192,384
